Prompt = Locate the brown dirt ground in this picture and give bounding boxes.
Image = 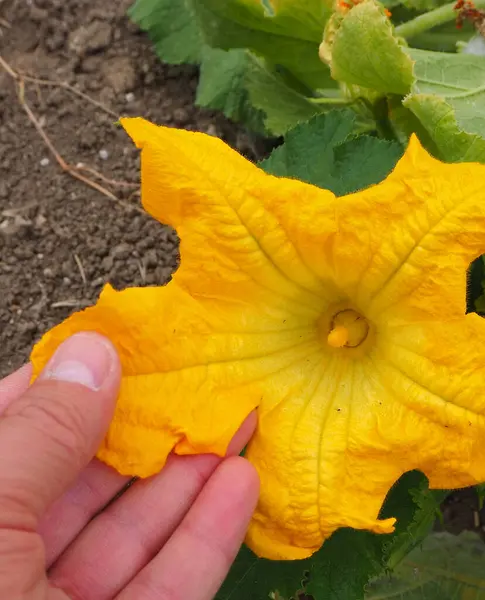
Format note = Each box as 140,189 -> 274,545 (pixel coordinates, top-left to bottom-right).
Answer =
0,0 -> 483,546
0,0 -> 266,377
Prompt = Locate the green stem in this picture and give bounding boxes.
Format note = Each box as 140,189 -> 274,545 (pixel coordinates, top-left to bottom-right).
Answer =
308,96 -> 352,104
373,97 -> 401,143
408,31 -> 470,50
395,0 -> 485,39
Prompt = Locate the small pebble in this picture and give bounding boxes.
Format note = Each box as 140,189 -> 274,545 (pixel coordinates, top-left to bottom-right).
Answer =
37,253 -> 44,260
40,157 -> 50,167
35,214 -> 47,227
63,277 -> 72,285
99,149 -> 109,160
125,92 -> 135,102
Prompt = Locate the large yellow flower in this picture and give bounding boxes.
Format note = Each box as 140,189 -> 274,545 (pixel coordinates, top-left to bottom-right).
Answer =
31,118 -> 485,561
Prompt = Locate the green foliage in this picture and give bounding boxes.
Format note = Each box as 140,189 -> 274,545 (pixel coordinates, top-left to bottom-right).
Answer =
217,473 -> 445,600
261,109 -> 358,180
262,111 -> 403,195
129,0 -> 485,156
322,0 -> 414,95
245,60 -> 324,135
129,0 -> 339,135
191,0 -> 333,88
129,0 -> 204,64
195,48 -> 267,133
470,256 -> 485,315
321,1 -> 485,161
404,48 -> 485,162
366,531 -> 485,599
196,48 -> 329,136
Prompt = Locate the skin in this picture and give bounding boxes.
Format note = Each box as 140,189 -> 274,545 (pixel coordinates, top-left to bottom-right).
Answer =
0,333 -> 259,600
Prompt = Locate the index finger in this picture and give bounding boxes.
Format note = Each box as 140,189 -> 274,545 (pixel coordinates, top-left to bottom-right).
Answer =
116,456 -> 259,600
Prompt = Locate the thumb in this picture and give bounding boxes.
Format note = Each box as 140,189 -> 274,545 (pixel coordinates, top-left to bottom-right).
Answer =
0,332 -> 121,529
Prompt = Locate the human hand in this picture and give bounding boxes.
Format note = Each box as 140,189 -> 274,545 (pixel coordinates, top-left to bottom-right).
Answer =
0,333 -> 259,600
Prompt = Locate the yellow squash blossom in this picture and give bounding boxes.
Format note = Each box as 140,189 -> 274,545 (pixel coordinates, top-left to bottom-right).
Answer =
31,118 -> 485,560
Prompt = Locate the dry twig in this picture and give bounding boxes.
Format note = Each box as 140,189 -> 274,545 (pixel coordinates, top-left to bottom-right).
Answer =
73,253 -> 87,286
75,163 -> 138,189
2,201 -> 40,216
0,55 -> 144,215
137,258 -> 147,284
0,55 -> 119,119
51,299 -> 92,309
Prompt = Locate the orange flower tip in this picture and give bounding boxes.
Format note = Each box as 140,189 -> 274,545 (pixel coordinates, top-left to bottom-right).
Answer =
119,116 -> 158,150
327,325 -> 349,348
384,8 -> 392,17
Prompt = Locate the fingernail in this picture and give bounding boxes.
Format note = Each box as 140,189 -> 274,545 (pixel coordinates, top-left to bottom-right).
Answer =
40,333 -> 116,391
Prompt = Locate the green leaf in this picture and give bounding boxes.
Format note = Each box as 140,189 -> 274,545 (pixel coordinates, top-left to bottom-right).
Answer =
261,111 -> 402,195
382,480 -> 447,570
196,47 -> 326,136
468,255 -> 485,315
129,0 -> 336,135
322,0 -> 414,95
403,93 -> 485,163
318,2 -> 485,161
196,48 -> 266,133
245,59 -> 324,135
215,544 -> 311,600
331,136 -> 403,195
190,0 -> 334,88
218,472 -> 446,600
387,96 -> 441,151
129,0 -> 205,64
366,531 -> 485,599
403,48 -> 485,162
260,109 -> 357,183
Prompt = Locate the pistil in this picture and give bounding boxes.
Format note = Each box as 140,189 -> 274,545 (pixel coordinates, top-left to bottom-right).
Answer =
327,309 -> 369,348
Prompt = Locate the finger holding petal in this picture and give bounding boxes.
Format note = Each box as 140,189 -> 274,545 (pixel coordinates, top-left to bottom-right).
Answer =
31,282 -> 318,477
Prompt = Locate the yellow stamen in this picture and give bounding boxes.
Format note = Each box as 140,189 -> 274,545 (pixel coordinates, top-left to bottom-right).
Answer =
326,309 -> 370,348
327,325 -> 349,348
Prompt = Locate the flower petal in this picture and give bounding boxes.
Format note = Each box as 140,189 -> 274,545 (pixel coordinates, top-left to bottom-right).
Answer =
377,316 -> 485,489
246,312 -> 485,559
259,134 -> 485,313
120,117 -> 336,315
245,352 -> 399,560
31,282 -> 317,476
348,135 -> 485,315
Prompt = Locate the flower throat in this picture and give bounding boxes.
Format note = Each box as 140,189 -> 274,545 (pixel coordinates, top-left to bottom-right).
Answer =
327,309 -> 369,348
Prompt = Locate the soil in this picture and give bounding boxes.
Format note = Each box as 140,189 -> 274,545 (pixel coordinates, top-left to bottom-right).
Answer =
0,0 -> 482,552
0,0 -> 267,377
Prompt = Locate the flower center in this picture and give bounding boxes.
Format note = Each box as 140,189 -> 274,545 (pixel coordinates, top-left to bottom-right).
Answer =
327,309 -> 369,348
